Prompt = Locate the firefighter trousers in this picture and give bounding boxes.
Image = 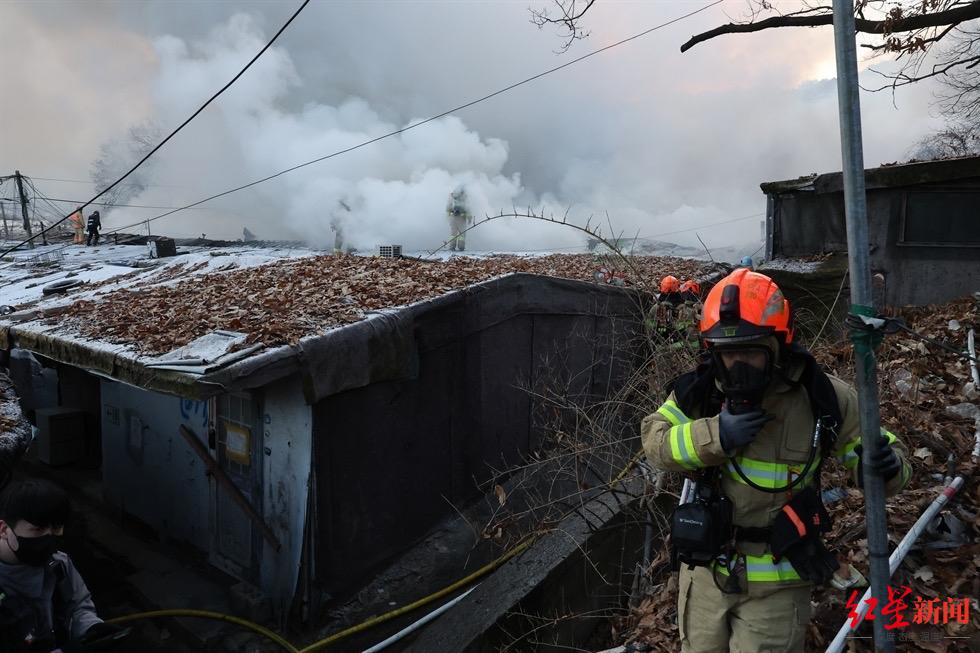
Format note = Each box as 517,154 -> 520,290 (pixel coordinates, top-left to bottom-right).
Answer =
678,565 -> 811,652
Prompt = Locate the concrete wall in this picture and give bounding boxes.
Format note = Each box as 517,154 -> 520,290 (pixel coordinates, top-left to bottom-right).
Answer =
259,376 -> 312,616
7,349 -> 58,420
101,381 -> 212,550
769,181 -> 980,306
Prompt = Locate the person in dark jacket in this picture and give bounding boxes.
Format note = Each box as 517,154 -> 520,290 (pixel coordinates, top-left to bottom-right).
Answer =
85,211 -> 101,246
0,479 -> 126,652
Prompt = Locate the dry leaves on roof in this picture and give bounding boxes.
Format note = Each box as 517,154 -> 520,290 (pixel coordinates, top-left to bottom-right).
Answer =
59,254 -> 708,355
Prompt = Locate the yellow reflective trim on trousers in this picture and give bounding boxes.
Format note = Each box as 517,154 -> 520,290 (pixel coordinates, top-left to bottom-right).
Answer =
722,455 -> 820,489
714,555 -> 802,582
668,422 -> 702,470
656,400 -> 690,427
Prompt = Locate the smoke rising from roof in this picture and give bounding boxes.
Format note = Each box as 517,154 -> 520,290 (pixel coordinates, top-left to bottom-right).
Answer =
0,1 -> 943,254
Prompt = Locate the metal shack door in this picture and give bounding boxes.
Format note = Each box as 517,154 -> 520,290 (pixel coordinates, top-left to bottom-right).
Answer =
210,392 -> 263,582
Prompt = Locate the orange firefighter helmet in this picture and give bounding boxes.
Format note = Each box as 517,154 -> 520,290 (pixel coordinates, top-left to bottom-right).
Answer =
700,268 -> 793,345
659,275 -> 680,294
679,279 -> 701,296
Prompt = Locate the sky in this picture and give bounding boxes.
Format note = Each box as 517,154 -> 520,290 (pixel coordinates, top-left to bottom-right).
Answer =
0,0 -> 944,253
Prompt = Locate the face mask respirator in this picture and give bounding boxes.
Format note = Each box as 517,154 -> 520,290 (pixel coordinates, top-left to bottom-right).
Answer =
711,346 -> 773,414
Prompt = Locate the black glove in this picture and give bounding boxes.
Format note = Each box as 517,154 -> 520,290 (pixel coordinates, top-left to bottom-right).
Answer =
718,407 -> 773,454
855,435 -> 902,486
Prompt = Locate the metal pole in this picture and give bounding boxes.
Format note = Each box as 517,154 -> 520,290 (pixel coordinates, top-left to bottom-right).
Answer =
1,202 -> 8,240
830,4 -> 893,651
13,171 -> 35,249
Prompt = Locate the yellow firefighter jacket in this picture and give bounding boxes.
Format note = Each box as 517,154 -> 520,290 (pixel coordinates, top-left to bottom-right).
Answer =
641,358 -> 911,589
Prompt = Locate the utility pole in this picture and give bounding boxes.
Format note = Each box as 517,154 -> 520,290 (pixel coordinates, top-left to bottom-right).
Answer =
13,171 -> 35,250
831,2 -> 893,652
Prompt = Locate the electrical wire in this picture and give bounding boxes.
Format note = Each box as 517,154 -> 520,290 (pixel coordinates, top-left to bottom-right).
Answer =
891,320 -> 980,364
24,178 -> 79,223
481,211 -> 765,254
25,175 -> 185,189
31,0 -> 725,248
34,193 -> 217,211
0,0 -> 311,257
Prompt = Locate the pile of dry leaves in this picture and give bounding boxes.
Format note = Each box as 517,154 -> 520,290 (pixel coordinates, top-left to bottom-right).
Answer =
59,254 -> 707,355
622,296 -> 980,652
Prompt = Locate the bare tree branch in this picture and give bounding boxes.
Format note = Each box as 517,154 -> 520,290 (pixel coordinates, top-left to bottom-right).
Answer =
531,0 -> 598,52
680,0 -> 980,52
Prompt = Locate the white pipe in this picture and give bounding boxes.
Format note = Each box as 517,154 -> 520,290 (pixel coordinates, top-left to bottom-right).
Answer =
969,330 -> 980,459
361,585 -> 478,653
972,417 -> 980,461
825,477 -> 964,653
968,329 -> 979,386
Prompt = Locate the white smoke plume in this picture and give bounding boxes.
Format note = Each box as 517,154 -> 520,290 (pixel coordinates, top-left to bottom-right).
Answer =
0,2 -> 945,256
101,14 -> 583,252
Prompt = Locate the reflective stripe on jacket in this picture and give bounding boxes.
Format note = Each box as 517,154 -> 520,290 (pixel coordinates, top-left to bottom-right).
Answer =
641,361 -> 911,585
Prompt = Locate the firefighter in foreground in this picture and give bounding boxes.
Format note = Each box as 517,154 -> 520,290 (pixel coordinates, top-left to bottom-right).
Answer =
641,269 -> 910,652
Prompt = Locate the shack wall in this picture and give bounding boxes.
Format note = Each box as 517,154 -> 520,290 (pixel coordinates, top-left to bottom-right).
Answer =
768,179 -> 980,306
259,376 -> 312,616
311,276 -> 643,590
100,381 -> 212,550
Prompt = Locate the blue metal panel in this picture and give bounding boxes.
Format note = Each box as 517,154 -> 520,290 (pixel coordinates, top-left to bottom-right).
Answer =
101,381 -> 210,549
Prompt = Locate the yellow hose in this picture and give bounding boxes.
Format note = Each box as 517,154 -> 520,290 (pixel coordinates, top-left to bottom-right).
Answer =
297,450 -> 640,652
105,452 -> 643,653
296,537 -> 533,653
106,609 -> 299,653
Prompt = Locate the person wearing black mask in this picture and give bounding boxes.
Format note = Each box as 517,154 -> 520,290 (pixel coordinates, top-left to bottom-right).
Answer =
0,479 -> 125,652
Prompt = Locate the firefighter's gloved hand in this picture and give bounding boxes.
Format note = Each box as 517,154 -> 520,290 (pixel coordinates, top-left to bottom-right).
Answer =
718,407 -> 773,455
855,435 -> 902,486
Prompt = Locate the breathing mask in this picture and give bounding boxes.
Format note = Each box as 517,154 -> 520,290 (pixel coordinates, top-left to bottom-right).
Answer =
711,345 -> 773,413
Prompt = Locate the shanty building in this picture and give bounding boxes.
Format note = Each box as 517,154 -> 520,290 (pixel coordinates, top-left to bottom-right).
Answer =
1,247 -> 699,622
761,155 -> 980,306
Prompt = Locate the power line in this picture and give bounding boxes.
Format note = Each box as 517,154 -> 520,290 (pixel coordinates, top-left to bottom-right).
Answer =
494,212 -> 766,254
645,212 -> 764,239
56,0 -> 725,244
35,194 -> 217,211
0,0 -> 311,257
25,176 -> 185,189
